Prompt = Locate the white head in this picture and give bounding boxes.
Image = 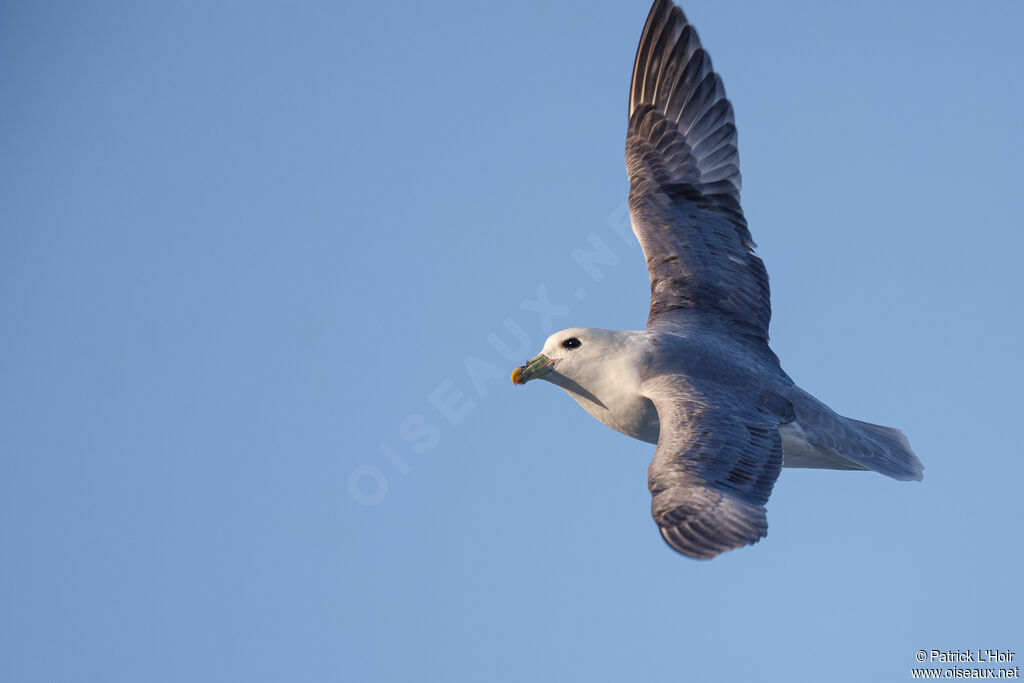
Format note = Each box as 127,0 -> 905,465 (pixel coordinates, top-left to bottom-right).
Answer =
511,326 -> 657,442
511,327 -> 642,392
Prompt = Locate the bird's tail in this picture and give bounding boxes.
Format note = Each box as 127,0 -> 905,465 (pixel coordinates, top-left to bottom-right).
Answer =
782,387 -> 924,481
845,418 -> 924,482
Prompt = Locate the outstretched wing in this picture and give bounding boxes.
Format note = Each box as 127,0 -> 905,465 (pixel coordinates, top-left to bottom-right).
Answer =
628,0 -> 771,342
645,375 -> 783,559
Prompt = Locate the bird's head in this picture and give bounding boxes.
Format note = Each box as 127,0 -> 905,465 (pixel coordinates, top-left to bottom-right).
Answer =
511,327 -> 639,390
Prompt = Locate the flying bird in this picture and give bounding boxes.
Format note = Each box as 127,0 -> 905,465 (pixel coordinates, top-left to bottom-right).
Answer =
511,0 -> 923,559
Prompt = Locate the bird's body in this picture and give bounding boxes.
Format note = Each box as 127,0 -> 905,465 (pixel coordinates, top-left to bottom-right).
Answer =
512,0 -> 923,559
532,327 -> 919,476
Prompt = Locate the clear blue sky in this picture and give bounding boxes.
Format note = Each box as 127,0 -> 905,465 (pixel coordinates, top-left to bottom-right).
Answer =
3,1 -> 1022,681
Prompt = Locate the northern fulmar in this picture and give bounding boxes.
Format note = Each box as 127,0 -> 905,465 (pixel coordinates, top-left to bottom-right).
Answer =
511,0 -> 923,559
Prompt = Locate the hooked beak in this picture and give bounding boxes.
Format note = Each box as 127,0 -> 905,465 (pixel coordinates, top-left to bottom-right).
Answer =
511,354 -> 553,385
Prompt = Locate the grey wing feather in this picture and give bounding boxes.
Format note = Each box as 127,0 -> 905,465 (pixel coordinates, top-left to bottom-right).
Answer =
645,375 -> 783,559
628,0 -> 771,342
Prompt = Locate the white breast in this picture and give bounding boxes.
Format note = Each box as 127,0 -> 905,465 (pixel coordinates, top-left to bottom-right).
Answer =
573,390 -> 661,444
549,354 -> 661,445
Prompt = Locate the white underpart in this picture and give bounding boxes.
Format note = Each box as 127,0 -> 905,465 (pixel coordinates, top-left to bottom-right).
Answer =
778,421 -> 866,470
546,353 -> 661,445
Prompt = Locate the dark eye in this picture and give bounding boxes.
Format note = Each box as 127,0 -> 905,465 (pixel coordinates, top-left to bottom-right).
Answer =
562,337 -> 582,349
